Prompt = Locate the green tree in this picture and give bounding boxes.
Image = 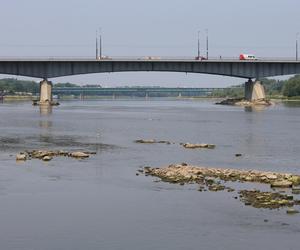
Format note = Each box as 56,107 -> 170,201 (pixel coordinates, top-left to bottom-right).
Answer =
282,75 -> 300,97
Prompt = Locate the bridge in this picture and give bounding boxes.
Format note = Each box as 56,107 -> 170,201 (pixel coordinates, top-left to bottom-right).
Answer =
52,87 -> 227,98
1,57 -> 300,104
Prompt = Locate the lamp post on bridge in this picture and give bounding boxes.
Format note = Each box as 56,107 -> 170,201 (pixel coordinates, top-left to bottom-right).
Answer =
99,27 -> 102,59
296,32 -> 299,61
96,30 -> 98,59
206,28 -> 209,59
197,30 -> 200,59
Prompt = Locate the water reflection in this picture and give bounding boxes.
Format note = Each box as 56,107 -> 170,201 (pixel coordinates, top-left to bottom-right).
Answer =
39,105 -> 52,115
244,105 -> 267,112
39,120 -> 53,129
282,100 -> 300,108
39,105 -> 53,128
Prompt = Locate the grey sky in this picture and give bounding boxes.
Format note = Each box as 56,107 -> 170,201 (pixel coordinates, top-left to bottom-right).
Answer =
0,0 -> 299,87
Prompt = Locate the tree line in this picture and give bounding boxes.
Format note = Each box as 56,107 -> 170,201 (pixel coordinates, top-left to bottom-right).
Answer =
210,75 -> 300,98
0,79 -> 79,95
0,76 -> 300,98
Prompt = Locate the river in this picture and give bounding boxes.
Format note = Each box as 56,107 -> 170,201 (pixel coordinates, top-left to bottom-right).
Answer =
0,99 -> 299,250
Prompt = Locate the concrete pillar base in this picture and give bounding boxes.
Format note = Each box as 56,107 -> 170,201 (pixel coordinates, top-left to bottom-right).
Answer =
245,79 -> 266,101
33,79 -> 59,106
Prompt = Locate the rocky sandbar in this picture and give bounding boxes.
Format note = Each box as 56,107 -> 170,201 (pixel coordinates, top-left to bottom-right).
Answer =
16,150 -> 96,162
144,164 -> 300,186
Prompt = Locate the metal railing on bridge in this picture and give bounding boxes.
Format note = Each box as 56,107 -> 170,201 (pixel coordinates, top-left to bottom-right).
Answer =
0,56 -> 299,62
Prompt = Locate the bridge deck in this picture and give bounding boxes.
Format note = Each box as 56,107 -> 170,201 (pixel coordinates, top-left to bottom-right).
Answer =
0,57 -> 300,79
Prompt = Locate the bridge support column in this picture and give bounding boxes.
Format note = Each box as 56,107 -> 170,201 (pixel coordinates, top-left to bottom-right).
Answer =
40,79 -> 52,104
34,79 -> 59,106
245,79 -> 266,101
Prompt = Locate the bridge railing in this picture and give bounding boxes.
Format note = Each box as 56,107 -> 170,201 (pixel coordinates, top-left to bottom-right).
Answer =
0,56 -> 299,62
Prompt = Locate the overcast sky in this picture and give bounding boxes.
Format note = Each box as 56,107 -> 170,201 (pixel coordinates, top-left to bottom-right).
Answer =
0,0 -> 299,87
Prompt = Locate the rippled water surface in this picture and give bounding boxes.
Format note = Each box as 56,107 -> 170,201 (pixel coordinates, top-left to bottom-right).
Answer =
0,99 -> 300,250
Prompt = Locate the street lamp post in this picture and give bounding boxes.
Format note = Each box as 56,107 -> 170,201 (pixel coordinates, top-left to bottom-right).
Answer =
296,32 -> 299,61
206,29 -> 208,59
99,28 -> 102,59
197,30 -> 200,59
96,30 -> 98,59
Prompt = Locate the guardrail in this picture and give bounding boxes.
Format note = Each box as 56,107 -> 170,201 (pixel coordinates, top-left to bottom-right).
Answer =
0,56 -> 299,62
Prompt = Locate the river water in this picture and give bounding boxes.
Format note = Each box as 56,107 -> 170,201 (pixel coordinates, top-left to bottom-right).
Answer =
0,99 -> 299,250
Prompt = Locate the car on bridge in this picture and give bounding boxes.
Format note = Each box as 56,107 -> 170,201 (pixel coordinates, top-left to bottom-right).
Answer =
239,54 -> 258,60
142,56 -> 161,60
195,56 -> 207,60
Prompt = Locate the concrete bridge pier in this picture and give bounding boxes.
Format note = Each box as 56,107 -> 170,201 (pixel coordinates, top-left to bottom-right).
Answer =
36,79 -> 59,106
39,79 -> 53,104
245,79 -> 266,101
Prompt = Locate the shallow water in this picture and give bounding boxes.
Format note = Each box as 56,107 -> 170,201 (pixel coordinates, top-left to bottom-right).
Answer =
0,99 -> 299,250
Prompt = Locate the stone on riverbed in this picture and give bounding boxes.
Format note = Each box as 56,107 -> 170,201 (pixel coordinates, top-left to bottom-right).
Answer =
42,155 -> 52,161
238,190 -> 298,209
16,153 -> 27,161
143,164 -> 300,187
216,98 -> 272,107
69,151 -> 90,158
292,187 -> 300,195
288,176 -> 300,186
265,174 -> 278,180
17,150 -> 95,161
135,139 -> 171,144
135,139 -> 156,143
182,143 -> 215,149
286,208 -> 299,214
271,180 -> 293,188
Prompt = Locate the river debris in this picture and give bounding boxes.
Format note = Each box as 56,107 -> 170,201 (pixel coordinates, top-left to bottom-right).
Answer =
16,150 -> 96,162
134,139 -> 216,149
238,190 -> 299,209
134,139 -> 171,144
181,143 -> 215,149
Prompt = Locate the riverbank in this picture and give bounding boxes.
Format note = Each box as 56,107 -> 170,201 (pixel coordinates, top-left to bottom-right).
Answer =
2,95 -> 36,101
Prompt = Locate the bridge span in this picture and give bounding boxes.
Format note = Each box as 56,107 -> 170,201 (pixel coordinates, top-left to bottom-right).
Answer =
0,57 -> 300,104
52,87 -> 227,98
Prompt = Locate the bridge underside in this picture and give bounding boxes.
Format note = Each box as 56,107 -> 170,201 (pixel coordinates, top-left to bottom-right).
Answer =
1,59 -> 300,104
1,60 -> 300,79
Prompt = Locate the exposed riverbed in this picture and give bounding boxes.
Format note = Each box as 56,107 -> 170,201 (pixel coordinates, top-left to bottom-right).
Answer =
0,99 -> 300,250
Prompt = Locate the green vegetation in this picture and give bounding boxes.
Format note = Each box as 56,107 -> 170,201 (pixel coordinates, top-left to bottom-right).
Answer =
282,75 -> 300,97
209,86 -> 244,98
1,76 -> 300,99
210,75 -> 300,99
54,82 -> 78,88
0,78 -> 39,94
0,79 -> 81,95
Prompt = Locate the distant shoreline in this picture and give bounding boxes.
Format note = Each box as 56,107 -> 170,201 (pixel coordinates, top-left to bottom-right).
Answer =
1,95 -> 300,102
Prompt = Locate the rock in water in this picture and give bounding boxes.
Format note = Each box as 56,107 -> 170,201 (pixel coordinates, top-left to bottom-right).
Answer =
266,174 -> 278,180
70,152 -> 90,158
16,153 -> 27,161
286,208 -> 299,215
135,139 -> 156,143
182,143 -> 215,149
270,180 -> 293,188
42,155 -> 52,161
